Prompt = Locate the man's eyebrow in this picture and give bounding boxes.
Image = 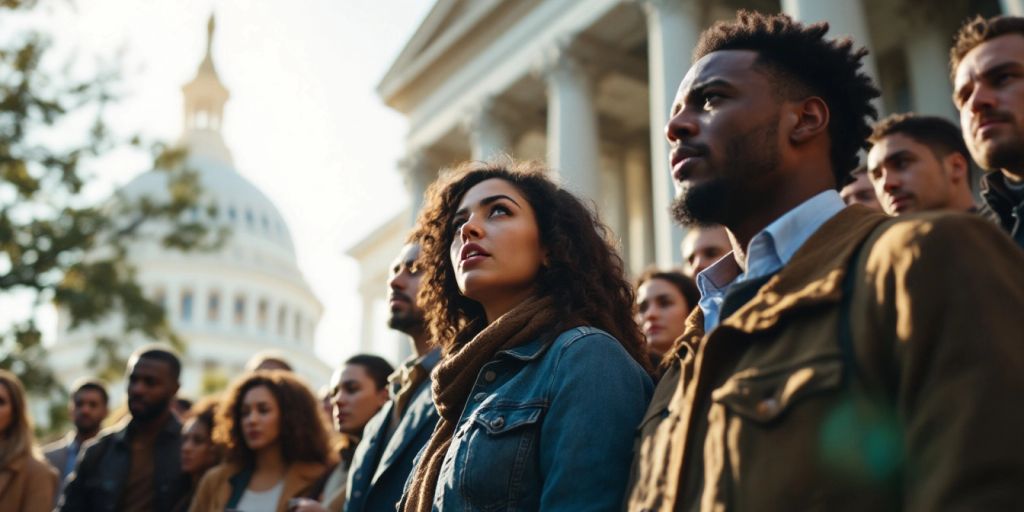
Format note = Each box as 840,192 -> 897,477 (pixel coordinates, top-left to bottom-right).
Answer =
955,61 -> 1024,102
685,79 -> 732,102
454,194 -> 521,217
883,149 -> 914,164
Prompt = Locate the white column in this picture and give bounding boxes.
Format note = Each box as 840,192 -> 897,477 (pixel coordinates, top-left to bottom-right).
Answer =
359,295 -> 375,354
782,0 -> 881,104
642,0 -> 698,267
463,97 -> 514,161
905,19 -> 957,120
538,39 -> 602,203
1002,0 -> 1024,15
624,143 -> 654,275
399,149 -> 437,222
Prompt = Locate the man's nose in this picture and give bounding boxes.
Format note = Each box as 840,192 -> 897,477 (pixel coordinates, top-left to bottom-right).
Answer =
883,171 -> 902,192
965,83 -> 997,116
666,110 -> 698,144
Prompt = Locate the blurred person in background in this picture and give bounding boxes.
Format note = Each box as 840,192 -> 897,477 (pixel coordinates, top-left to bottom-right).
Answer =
635,268 -> 700,367
866,113 -> 976,215
840,165 -> 884,210
60,345 -> 186,512
189,370 -> 335,512
245,351 -> 294,373
0,369 -> 59,511
44,378 -> 109,496
173,397 -> 222,512
290,355 -> 393,511
680,224 -> 731,276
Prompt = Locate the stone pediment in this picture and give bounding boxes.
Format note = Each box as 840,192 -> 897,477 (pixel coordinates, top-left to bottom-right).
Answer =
377,0 -> 503,102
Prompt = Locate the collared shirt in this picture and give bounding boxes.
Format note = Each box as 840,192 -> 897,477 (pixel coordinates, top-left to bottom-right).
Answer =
696,190 -> 847,331
62,439 -> 81,480
385,348 -> 441,439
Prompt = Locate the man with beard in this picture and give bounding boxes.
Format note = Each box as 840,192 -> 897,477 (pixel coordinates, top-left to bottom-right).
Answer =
344,240 -> 440,512
59,346 -> 187,512
952,15 -> 1024,248
44,379 -> 109,497
626,11 -> 1024,511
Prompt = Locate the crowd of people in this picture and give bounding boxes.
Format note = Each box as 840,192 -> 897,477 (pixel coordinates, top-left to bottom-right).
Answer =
2,9 -> 1024,512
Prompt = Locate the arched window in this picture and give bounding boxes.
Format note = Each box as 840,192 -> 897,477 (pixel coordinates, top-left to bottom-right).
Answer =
181,290 -> 194,323
228,206 -> 238,221
261,214 -> 269,232
294,311 -> 302,342
153,288 -> 167,312
245,209 -> 254,229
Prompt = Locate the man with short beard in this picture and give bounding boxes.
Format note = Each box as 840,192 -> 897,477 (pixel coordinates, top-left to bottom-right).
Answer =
59,346 -> 187,512
952,15 -> 1024,248
344,240 -> 440,512
44,379 -> 109,497
627,11 -> 1024,511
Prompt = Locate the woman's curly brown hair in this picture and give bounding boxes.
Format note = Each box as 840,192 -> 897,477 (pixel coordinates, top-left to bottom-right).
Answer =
213,370 -> 333,467
413,158 -> 651,373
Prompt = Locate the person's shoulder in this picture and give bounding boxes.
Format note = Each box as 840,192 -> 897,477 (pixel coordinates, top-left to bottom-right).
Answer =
870,210 -> 1015,257
25,453 -> 58,477
552,326 -> 617,348
42,433 -> 72,455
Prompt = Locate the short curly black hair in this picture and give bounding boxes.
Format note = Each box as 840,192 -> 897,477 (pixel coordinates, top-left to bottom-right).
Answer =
693,10 -> 880,187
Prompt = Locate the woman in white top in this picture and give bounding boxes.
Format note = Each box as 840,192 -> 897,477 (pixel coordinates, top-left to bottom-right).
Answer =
189,370 -> 335,512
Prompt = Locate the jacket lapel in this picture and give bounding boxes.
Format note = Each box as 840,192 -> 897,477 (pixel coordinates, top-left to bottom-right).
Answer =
371,384 -> 434,486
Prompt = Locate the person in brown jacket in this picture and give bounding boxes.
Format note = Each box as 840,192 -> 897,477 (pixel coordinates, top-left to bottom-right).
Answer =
0,369 -> 59,511
627,10 -> 1024,512
189,370 -> 335,512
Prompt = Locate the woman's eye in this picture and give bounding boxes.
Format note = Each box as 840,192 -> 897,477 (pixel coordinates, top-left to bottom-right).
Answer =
490,205 -> 510,217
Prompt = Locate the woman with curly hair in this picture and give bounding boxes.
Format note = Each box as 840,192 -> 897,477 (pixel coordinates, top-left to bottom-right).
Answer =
402,159 -> 654,511
189,371 -> 336,512
0,370 -> 59,511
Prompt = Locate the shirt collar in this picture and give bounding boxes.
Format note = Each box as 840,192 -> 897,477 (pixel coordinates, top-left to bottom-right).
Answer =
749,190 -> 846,273
695,190 -> 846,295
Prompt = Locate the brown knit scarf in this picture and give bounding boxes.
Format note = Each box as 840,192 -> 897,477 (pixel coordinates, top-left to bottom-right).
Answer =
402,295 -> 558,512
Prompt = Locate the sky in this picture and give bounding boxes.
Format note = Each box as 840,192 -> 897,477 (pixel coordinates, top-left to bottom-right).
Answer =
4,0 -> 435,367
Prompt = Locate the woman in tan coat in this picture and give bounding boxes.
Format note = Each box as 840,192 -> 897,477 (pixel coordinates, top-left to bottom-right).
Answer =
189,370 -> 335,512
0,369 -> 58,511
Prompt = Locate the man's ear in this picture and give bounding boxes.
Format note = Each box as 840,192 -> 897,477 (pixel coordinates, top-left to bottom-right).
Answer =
788,97 -> 830,144
945,152 -> 970,183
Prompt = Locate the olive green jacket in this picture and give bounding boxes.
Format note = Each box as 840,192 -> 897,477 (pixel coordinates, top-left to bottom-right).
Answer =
627,206 -> 1024,511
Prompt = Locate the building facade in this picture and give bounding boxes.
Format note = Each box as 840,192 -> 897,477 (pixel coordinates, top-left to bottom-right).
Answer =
47,17 -> 330,406
349,0 -> 1016,355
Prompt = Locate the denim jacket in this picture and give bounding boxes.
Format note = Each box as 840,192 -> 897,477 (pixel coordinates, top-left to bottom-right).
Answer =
431,326 -> 653,511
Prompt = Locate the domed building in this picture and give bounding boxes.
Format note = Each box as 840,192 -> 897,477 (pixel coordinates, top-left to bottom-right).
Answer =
48,17 -> 330,403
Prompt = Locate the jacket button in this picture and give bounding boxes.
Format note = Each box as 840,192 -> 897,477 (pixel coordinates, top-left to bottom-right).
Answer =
757,398 -> 779,417
473,392 -> 487,401
490,417 -> 505,429
483,370 -> 497,382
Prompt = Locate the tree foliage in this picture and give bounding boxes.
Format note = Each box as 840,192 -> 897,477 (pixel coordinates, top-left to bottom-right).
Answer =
1,0 -> 223,404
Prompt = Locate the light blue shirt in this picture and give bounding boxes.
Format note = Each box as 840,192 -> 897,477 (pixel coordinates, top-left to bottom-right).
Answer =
696,190 -> 847,332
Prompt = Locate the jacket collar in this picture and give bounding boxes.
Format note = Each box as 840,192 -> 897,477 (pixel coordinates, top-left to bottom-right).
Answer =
112,413 -> 182,444
714,206 -> 888,334
496,335 -> 552,362
981,171 -> 1024,226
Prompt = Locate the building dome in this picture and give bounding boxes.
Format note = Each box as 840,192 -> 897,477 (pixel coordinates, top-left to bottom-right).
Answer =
48,15 -> 330,403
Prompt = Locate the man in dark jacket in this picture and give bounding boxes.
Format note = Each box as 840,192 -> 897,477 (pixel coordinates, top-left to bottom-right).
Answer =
952,14 -> 1024,248
345,241 -> 440,512
59,346 -> 187,512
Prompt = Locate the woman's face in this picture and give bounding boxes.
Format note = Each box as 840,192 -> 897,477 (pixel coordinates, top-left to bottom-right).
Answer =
0,383 -> 12,435
331,364 -> 389,436
180,418 -> 217,475
450,178 -> 546,317
637,278 -> 691,356
240,385 -> 281,453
